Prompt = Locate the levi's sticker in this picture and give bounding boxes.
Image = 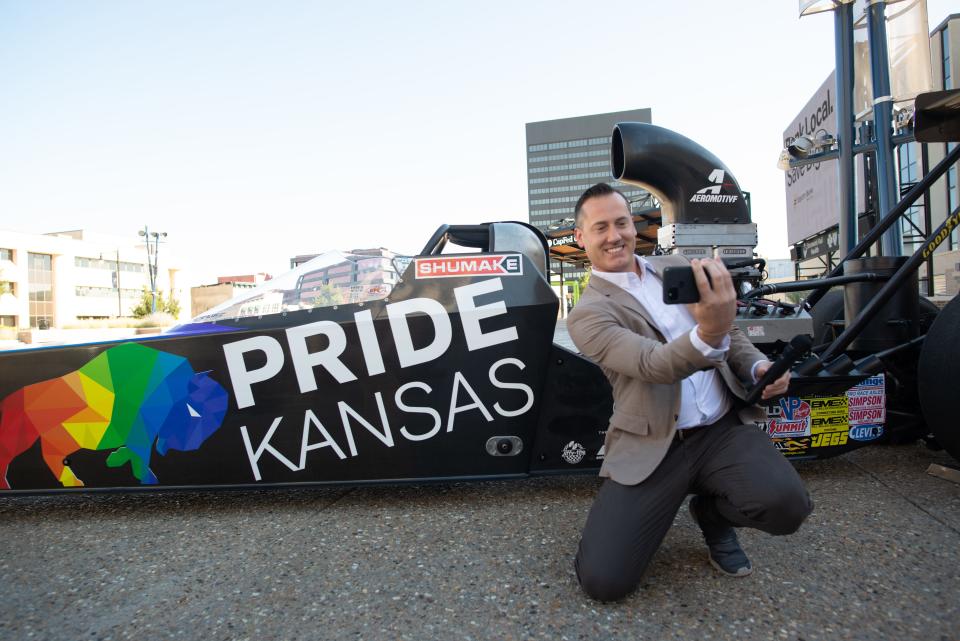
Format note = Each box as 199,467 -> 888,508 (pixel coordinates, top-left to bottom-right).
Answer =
415,254 -> 523,279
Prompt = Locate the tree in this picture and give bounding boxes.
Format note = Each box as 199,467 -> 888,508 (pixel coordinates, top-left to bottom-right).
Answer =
131,287 -> 181,319
309,284 -> 344,308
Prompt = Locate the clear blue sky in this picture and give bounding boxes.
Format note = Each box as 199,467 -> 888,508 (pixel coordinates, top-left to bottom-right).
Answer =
0,1 -> 954,284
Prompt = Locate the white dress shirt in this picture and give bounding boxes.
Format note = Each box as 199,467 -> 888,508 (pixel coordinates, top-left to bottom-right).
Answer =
591,256 -> 733,429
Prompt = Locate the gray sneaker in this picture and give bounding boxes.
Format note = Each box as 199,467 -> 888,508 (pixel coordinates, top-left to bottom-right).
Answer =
689,496 -> 753,577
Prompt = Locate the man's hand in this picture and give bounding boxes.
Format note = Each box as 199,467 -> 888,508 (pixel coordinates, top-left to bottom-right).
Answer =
754,361 -> 791,400
689,258 -> 737,348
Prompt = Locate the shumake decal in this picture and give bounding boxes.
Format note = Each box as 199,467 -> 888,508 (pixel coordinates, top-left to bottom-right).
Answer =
414,254 -> 523,279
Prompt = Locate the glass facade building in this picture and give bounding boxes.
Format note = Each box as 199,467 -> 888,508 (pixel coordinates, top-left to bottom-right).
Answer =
525,109 -> 654,279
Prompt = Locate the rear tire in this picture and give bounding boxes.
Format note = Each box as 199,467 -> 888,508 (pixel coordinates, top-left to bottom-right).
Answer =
808,289 -> 845,348
918,295 -> 960,461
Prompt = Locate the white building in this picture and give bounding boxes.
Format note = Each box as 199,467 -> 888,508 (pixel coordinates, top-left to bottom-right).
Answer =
0,229 -> 185,330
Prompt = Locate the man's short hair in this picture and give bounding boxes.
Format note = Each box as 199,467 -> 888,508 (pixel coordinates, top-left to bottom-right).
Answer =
574,183 -> 630,228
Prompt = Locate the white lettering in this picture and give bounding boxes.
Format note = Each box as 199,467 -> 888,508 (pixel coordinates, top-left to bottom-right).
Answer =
387,298 -> 453,367
395,382 -> 442,442
224,336 -> 285,410
354,309 -> 386,376
338,392 -> 394,457
240,416 -> 299,481
488,358 -> 534,417
286,320 -> 357,392
454,278 -> 518,351
300,409 -> 347,467
447,371 -> 494,432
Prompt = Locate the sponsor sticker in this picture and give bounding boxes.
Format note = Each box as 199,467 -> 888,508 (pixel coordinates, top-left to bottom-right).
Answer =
849,424 -> 883,442
768,419 -> 811,437
689,169 -> 740,204
414,254 -> 523,279
812,431 -> 848,447
851,375 -> 885,389
848,407 -> 885,426
747,325 -> 765,337
773,437 -> 811,454
765,397 -> 812,437
562,441 -> 586,465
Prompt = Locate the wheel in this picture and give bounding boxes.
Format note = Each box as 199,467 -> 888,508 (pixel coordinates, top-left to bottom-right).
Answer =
918,295 -> 960,461
808,289 -> 940,348
808,289 -> 845,348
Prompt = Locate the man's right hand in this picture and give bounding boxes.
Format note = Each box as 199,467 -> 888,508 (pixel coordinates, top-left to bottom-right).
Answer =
689,258 -> 737,348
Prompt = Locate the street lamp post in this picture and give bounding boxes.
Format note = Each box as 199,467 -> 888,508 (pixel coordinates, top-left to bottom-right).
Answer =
138,226 -> 167,314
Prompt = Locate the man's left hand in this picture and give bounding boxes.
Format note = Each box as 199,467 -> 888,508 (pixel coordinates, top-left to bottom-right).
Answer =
755,361 -> 791,400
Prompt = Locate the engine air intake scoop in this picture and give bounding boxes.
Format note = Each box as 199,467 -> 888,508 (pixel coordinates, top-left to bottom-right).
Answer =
612,122 -> 751,226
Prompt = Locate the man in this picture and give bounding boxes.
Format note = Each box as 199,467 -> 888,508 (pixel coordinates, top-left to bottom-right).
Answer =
567,183 -> 812,602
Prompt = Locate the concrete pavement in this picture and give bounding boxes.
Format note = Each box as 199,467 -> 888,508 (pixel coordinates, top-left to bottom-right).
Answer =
0,440 -> 957,641
0,322 -> 957,640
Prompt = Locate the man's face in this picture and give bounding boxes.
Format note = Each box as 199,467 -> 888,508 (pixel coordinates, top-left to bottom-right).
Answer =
574,192 -> 638,273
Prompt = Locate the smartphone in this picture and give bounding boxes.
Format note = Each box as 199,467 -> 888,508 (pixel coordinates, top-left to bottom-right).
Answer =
661,265 -> 707,304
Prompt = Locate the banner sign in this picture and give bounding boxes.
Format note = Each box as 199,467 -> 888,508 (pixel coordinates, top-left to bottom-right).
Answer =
784,71 -> 840,246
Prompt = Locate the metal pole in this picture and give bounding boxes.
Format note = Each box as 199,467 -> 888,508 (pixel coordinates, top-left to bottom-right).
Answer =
866,0 -> 901,255
835,2 -> 857,257
116,250 -> 122,317
151,233 -> 158,314
559,260 -> 565,319
805,143 -> 960,308
920,142 -> 934,295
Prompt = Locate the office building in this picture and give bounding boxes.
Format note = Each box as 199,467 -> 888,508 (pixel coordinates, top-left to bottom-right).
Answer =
925,13 -> 960,295
0,228 -> 184,332
525,108 -> 655,280
788,13 -> 960,296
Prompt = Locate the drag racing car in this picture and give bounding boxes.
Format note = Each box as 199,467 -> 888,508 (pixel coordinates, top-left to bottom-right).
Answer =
1,123 -> 957,494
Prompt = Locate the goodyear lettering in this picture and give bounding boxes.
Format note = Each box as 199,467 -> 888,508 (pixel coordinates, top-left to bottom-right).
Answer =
922,210 -> 960,260
811,431 -> 848,447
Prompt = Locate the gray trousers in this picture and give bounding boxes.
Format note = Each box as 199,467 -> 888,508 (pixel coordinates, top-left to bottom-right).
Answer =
575,415 -> 813,601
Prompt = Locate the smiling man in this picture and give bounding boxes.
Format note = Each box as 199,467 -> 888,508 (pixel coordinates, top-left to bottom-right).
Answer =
566,183 -> 812,601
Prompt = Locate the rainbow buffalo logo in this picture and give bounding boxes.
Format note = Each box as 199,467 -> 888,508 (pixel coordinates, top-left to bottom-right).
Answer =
0,343 -> 228,489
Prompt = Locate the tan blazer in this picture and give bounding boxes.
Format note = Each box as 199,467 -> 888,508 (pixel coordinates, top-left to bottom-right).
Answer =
567,255 -> 766,486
